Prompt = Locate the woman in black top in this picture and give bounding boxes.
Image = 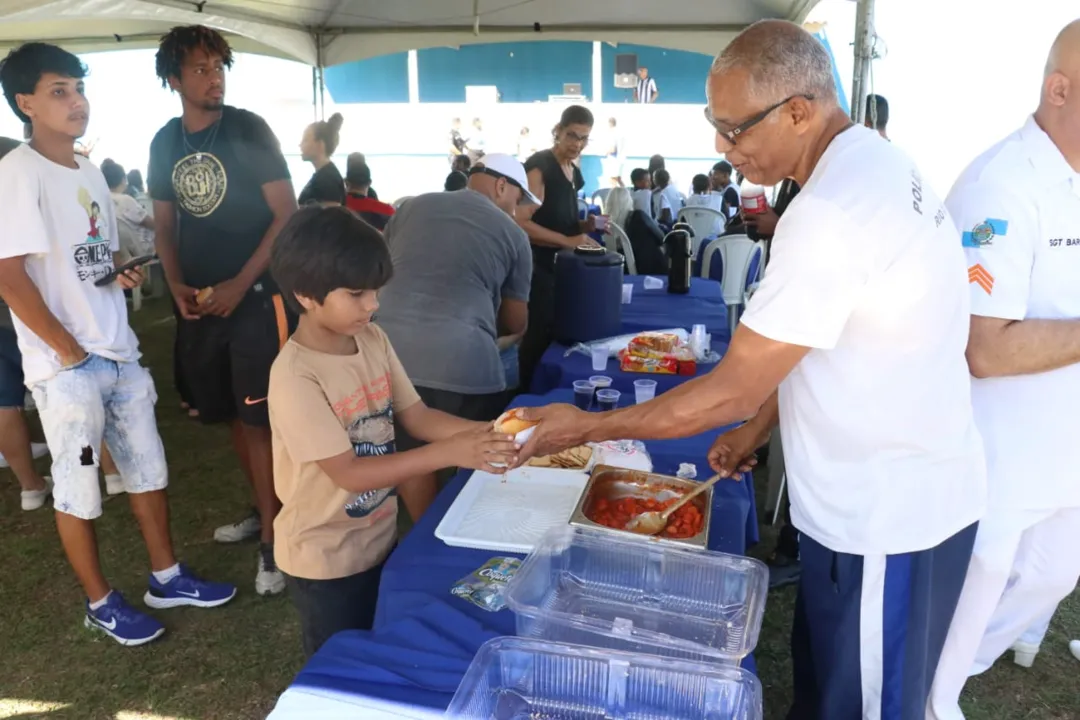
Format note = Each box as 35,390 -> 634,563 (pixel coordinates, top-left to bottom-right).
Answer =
516,104 -> 601,392
298,112 -> 345,206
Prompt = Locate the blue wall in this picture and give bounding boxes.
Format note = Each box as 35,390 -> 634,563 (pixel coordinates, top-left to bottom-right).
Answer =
416,41 -> 592,103
325,52 -> 410,103
600,44 -> 713,105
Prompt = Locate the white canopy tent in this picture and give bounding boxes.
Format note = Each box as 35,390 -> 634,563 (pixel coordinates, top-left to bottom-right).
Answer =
0,0 -> 828,68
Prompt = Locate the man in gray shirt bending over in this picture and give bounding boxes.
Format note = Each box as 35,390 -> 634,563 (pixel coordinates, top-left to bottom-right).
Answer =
378,153 -> 537,519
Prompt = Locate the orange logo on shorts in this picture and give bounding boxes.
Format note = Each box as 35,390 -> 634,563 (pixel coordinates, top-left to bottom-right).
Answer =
244,396 -> 267,406
968,264 -> 994,295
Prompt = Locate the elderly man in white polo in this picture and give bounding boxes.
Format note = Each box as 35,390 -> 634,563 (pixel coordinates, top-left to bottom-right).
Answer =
515,20 -> 986,720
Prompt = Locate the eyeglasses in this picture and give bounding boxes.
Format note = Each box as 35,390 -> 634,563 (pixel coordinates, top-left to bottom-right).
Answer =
563,131 -> 590,145
468,166 -> 525,193
704,94 -> 815,146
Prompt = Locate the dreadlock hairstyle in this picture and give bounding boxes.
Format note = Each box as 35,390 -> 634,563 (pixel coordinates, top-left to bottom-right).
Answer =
155,25 -> 234,88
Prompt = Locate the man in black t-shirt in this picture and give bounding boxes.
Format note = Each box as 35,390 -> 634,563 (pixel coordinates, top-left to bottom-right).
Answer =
148,26 -> 297,596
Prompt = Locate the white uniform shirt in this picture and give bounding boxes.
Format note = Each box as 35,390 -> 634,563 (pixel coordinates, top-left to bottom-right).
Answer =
652,186 -> 682,221
0,145 -> 139,384
946,115 -> 1080,512
741,125 -> 986,555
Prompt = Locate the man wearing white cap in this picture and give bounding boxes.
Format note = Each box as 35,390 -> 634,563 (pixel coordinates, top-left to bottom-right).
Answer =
928,19 -> 1080,719
375,153 -> 537,519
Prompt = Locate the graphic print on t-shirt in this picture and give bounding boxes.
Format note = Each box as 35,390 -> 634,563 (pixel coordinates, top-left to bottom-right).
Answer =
72,186 -> 113,283
172,153 -> 227,217
341,385 -> 398,520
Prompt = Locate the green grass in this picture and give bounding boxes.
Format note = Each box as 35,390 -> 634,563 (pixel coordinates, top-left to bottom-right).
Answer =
0,295 -> 1077,719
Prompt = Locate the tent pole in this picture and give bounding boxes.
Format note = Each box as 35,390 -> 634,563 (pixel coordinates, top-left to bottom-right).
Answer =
850,0 -> 875,124
312,32 -> 326,121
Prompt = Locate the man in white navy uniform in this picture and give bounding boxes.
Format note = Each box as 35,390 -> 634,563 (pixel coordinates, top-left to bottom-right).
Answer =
928,20 -> 1080,719
513,21 -> 986,720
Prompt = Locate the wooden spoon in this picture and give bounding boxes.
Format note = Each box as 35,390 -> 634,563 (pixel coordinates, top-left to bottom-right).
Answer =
625,474 -> 721,535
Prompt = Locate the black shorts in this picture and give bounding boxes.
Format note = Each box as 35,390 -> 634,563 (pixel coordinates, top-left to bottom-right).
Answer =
177,292 -> 293,427
284,561 -> 385,657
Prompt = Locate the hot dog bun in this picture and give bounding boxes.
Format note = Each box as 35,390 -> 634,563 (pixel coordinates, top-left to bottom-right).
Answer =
195,287 -> 215,305
494,408 -> 538,436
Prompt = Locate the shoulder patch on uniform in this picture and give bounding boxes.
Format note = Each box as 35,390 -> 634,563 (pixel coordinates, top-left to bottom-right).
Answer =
962,218 -> 1008,248
968,263 -> 994,294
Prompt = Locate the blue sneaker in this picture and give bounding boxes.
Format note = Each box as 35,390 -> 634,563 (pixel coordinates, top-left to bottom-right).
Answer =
84,591 -> 165,647
144,564 -> 237,609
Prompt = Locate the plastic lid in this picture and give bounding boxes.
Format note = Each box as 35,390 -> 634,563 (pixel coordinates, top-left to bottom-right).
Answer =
574,245 -> 607,255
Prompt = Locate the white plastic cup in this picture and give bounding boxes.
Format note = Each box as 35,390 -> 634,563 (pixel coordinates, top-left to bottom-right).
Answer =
622,283 -> 634,304
596,389 -> 621,411
634,379 -> 658,404
591,346 -> 609,371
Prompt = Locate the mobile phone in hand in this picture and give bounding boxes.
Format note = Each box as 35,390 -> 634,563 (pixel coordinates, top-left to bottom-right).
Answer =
94,254 -> 156,287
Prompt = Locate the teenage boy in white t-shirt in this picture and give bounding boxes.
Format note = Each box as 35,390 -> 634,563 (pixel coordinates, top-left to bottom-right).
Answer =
517,22 -> 986,718
0,42 -> 235,647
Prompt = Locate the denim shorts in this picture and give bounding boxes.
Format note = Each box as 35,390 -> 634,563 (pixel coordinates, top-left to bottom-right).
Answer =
30,354 -> 168,520
0,325 -> 26,408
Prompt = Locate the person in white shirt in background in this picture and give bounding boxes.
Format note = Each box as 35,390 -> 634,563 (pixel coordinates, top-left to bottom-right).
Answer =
651,168 -> 682,225
928,21 -> 1080,719
518,21 -> 986,719
685,173 -> 725,236
711,159 -> 742,220
602,117 -> 626,187
629,167 -> 665,218
101,159 -> 155,259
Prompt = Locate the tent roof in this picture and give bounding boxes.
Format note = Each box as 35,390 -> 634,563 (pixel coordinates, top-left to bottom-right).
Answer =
0,0 -> 824,67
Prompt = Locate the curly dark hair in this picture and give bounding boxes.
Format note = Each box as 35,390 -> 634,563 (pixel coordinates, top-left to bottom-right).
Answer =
155,25 -> 233,88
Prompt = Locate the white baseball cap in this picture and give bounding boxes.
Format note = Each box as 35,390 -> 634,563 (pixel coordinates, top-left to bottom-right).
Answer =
469,153 -> 542,205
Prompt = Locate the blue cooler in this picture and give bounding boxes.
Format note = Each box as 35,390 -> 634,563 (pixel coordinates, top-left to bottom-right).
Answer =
553,246 -> 624,345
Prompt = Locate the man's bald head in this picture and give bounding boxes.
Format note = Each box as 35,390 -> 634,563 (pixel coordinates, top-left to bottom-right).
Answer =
1045,19 -> 1080,82
1038,19 -> 1080,170
711,20 -> 838,105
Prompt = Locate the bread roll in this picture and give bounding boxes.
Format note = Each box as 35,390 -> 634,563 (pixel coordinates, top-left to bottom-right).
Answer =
494,408 -> 538,436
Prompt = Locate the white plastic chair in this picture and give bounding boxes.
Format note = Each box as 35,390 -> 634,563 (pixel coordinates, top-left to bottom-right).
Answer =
577,197 -> 590,219
392,196 -> 413,210
591,188 -> 611,212
608,221 -> 637,275
677,206 -> 726,253
699,234 -> 761,337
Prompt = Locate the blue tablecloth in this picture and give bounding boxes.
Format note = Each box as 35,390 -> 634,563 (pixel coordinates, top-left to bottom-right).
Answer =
280,389 -> 760,717
621,275 -> 728,340
530,338 -> 730,396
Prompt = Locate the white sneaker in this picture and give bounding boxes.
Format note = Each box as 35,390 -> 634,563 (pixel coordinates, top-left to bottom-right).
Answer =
1011,640 -> 1040,668
0,442 -> 49,469
213,511 -> 262,543
104,474 -> 125,496
255,546 -> 285,596
1070,640 -> 1080,662
21,477 -> 53,511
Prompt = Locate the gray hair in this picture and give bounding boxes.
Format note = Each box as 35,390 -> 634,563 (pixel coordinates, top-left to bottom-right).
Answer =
711,20 -> 838,105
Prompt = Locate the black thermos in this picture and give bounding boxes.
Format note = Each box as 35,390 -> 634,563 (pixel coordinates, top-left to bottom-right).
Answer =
665,228 -> 692,294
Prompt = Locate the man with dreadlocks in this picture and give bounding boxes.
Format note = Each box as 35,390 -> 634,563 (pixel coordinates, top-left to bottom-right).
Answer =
148,25 -> 297,596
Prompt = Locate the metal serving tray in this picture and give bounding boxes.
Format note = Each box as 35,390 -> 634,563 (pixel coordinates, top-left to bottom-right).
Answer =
568,464 -> 712,550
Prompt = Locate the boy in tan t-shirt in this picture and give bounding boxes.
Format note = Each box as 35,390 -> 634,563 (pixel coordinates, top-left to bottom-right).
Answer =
267,205 -> 520,656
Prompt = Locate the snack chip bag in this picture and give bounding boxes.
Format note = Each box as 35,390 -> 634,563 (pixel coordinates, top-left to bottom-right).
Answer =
450,557 -> 522,612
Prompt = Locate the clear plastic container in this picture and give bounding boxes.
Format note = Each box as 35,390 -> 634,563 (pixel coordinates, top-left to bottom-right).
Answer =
505,526 -> 768,664
445,637 -> 763,720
